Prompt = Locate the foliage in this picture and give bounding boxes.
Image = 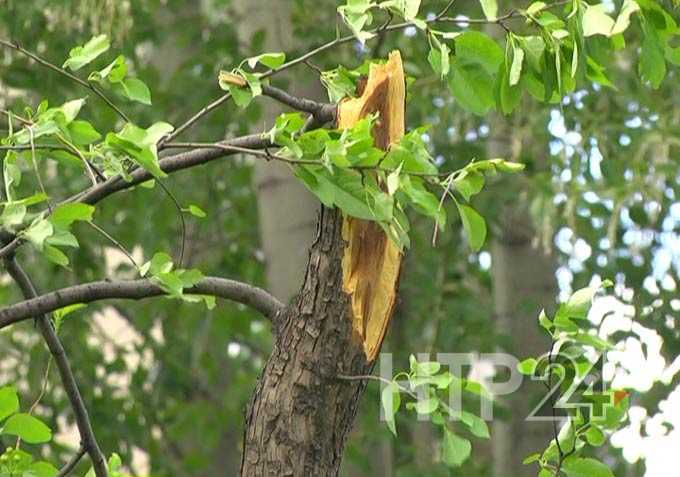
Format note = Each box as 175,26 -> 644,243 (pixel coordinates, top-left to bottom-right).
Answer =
0,0 -> 678,475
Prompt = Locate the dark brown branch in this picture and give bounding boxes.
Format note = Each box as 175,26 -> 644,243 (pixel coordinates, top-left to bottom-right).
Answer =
3,257 -> 108,477
261,84 -> 335,119
76,133 -> 270,204
56,446 -> 87,477
0,38 -> 130,123
0,276 -> 284,330
0,134 -> 271,259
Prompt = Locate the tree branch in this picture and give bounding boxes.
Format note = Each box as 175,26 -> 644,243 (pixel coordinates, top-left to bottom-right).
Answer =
56,446 -> 87,477
0,38 -> 130,123
261,84 -> 336,120
0,134 -> 271,259
0,276 -> 284,330
3,257 -> 108,477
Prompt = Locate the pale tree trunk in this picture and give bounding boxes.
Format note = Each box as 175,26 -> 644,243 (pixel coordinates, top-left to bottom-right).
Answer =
488,122 -> 556,477
235,0 -> 323,301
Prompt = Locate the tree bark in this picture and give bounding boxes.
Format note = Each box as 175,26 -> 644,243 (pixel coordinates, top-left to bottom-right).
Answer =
241,208 -> 373,476
241,50 -> 405,477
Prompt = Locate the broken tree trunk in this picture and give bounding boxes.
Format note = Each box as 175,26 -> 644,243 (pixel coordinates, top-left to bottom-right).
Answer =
241,51 -> 405,476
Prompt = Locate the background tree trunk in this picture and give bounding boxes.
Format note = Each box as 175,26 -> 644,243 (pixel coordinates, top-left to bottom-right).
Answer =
488,122 -> 556,477
235,0 -> 323,301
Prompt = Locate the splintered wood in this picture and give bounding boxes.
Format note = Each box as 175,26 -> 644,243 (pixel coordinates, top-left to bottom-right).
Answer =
337,51 -> 405,362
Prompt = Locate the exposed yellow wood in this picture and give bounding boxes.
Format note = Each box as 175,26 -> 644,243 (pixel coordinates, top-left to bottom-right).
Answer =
338,51 -> 405,361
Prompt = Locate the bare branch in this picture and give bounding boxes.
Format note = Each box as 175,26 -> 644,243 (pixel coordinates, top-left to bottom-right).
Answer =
0,38 -> 130,123
56,446 -> 87,477
0,276 -> 284,330
261,84 -> 336,120
3,257 -> 108,477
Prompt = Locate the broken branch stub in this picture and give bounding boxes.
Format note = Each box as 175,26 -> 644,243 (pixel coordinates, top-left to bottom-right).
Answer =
337,51 -> 405,361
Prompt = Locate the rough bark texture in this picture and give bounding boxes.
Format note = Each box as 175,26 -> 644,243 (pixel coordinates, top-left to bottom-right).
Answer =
241,50 -> 405,477
241,208 -> 373,476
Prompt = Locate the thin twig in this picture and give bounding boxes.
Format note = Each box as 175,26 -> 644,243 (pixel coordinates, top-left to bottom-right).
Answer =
0,144 -> 71,152
87,221 -> 138,268
56,446 -> 87,477
336,373 -> 419,400
154,179 -> 187,267
27,126 -> 52,212
0,38 -> 130,123
3,257 -> 109,477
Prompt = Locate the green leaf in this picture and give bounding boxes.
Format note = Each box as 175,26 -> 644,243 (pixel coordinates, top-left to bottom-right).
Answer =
121,78 -> 152,105
43,245 -> 70,267
27,461 -> 59,477
450,60 -> 497,115
570,332 -> 613,351
460,410 -> 490,438
108,122 -> 173,178
456,203 -> 486,251
428,37 -> 451,79
108,453 -> 122,471
381,0 -> 421,20
88,55 -> 127,83
415,361 -> 441,376
454,171 -> 484,201
563,285 -> 597,319
50,203 -> 95,228
24,219 -> 54,250
639,25 -> 666,88
585,425 -> 606,446
414,397 -> 438,414
449,32 -> 503,115
53,303 -> 86,331
538,309 -> 553,330
509,42 -> 524,86
68,120 -> 101,145
562,457 -> 614,477
60,99 -> 86,123
228,82 -> 253,108
611,0 -> 640,35
479,0 -> 497,20
582,4 -> 616,37
63,35 -> 110,71
517,358 -> 538,375
147,252 -> 174,276
517,35 -> 545,71
246,52 -> 286,69
1,203 -> 27,228
184,204 -> 207,218
2,413 -> 52,443
496,59 -> 521,114
155,271 -> 185,296
381,382 -> 401,435
178,269 -> 204,288
338,0 -> 376,43
400,176 -> 445,226
0,386 -> 19,422
441,428 -> 471,467
522,453 -> 541,465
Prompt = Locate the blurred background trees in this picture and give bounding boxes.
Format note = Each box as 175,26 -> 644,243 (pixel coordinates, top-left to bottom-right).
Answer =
1,1 -> 678,475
